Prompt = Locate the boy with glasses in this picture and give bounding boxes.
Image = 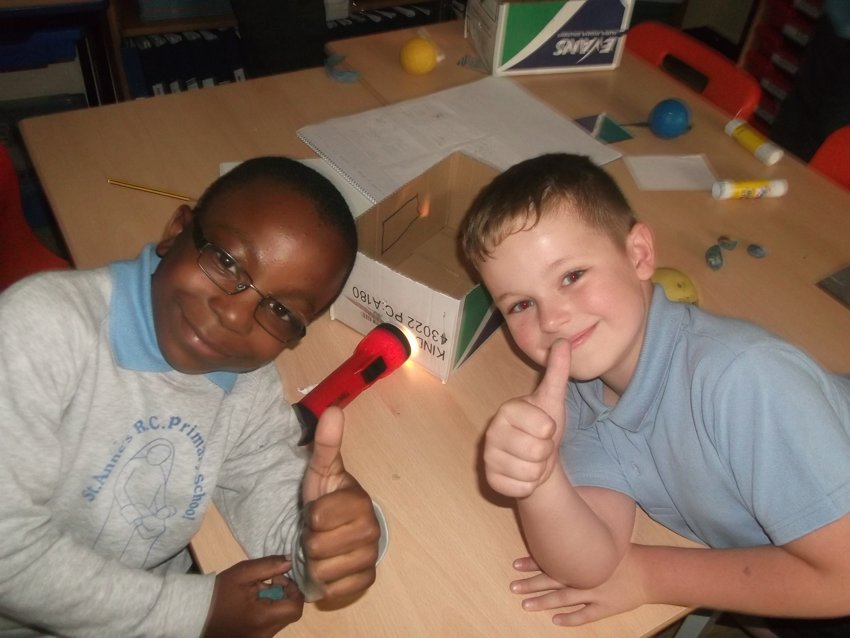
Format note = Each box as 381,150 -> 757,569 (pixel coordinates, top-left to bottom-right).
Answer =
460,153 -> 850,636
0,157 -> 381,636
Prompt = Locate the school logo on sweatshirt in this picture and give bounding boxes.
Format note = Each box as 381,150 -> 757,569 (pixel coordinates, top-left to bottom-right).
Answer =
83,414 -> 210,568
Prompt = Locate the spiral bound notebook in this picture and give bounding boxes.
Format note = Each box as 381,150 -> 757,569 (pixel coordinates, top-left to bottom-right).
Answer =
296,76 -> 621,205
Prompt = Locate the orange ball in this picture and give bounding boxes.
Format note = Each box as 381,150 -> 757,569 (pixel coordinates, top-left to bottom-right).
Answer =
400,36 -> 438,75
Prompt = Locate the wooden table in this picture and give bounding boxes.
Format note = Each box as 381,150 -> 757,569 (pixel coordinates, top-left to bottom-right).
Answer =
19,23 -> 850,637
328,19 -> 487,104
192,316 -> 699,638
19,68 -> 382,269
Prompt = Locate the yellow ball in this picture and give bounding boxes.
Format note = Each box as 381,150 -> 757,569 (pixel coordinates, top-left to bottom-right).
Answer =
651,267 -> 699,305
400,36 -> 438,75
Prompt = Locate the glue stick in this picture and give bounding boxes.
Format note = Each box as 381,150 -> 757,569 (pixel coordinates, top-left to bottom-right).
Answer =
712,179 -> 788,200
724,119 -> 784,166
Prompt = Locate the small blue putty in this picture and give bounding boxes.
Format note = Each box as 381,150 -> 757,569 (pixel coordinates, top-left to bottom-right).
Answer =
258,584 -> 286,601
705,244 -> 724,270
747,243 -> 767,258
717,235 -> 738,250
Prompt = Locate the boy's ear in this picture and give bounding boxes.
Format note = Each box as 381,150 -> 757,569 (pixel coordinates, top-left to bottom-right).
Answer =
626,222 -> 656,280
155,204 -> 195,257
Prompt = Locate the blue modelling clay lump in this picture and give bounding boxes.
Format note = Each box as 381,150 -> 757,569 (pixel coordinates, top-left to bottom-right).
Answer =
747,243 -> 767,258
258,584 -> 286,601
717,235 -> 738,250
705,244 -> 724,270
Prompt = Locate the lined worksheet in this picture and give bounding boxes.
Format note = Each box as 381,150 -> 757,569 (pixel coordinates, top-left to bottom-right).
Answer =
297,76 -> 621,204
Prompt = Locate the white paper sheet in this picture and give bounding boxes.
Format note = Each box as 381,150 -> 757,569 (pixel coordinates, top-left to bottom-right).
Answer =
624,154 -> 717,191
297,76 -> 623,204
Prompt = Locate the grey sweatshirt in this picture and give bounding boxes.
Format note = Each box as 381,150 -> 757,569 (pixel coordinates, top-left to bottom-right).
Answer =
0,250 -> 306,637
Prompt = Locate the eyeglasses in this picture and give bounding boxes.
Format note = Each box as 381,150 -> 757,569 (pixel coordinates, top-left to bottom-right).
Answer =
192,218 -> 306,344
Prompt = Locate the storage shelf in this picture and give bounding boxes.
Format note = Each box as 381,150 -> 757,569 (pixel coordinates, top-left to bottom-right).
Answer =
351,0 -> 454,21
107,0 -> 456,100
740,0 -> 821,133
106,0 -> 237,99
113,0 -> 234,37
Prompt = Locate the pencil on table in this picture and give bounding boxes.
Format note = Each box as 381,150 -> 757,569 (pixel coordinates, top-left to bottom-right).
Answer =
107,178 -> 195,202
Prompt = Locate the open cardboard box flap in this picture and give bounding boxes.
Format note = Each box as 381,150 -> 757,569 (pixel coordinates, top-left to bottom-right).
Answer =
331,152 -> 504,381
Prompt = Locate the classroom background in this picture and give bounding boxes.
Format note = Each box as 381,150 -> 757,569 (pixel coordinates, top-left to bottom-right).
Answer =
2,1 -> 847,637
0,0 -> 820,259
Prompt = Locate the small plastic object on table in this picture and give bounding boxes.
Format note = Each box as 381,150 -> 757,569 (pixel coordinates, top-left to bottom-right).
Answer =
649,98 -> 691,139
258,583 -> 286,601
705,244 -> 724,270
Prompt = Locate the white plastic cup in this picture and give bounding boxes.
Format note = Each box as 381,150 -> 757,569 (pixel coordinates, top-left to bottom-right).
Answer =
290,501 -> 389,602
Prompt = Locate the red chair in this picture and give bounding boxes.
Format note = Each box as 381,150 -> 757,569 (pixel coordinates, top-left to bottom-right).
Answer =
0,144 -> 70,292
809,125 -> 850,191
626,21 -> 762,119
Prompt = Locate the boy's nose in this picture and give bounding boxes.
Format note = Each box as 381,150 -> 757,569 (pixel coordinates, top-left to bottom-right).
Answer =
209,292 -> 257,335
538,301 -> 570,333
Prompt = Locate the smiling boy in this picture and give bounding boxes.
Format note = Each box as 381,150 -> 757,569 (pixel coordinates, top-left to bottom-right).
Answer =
0,157 -> 381,636
460,153 -> 850,635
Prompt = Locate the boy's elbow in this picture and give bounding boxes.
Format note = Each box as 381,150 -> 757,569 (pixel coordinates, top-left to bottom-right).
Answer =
568,564 -> 618,589
541,554 -> 619,590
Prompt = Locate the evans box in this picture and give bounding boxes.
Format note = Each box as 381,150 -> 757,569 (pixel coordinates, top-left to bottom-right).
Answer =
330,153 -> 504,382
465,0 -> 634,76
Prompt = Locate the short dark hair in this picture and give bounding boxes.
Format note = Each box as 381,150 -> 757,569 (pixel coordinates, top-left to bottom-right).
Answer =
195,156 -> 358,262
460,153 -> 635,264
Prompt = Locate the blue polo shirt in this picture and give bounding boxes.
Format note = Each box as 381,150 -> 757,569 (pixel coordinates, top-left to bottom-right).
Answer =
562,287 -> 850,548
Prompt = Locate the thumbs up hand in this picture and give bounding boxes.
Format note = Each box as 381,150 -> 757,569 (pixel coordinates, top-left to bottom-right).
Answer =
298,406 -> 381,601
482,340 -> 571,498
302,406 -> 353,503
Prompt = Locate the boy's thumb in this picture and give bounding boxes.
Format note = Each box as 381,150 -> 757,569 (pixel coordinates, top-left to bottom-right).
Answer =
309,406 -> 345,476
241,555 -> 292,582
531,339 -> 571,412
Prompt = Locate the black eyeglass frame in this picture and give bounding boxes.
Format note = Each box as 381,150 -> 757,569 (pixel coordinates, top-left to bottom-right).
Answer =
191,218 -> 307,344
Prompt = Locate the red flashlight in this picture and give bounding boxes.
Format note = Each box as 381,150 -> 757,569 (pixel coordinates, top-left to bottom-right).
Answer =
295,323 -> 412,445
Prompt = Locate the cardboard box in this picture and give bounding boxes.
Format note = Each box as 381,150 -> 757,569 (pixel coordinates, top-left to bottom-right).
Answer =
465,0 -> 634,76
330,153 -> 504,382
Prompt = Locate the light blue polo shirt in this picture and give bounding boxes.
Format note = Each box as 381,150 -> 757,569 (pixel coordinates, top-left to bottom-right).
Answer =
562,287 -> 850,548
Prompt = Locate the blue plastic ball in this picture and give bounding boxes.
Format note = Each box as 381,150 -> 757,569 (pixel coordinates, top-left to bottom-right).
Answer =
649,98 -> 691,139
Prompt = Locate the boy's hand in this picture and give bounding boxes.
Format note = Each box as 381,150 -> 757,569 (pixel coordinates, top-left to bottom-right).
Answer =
300,406 -> 381,601
509,549 -> 649,626
483,340 -> 571,498
204,556 -> 304,638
